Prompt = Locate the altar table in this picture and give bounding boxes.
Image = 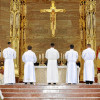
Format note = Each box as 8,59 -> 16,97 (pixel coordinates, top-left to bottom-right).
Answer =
35,66 -> 80,83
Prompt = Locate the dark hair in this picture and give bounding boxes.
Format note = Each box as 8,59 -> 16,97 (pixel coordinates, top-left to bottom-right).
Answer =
87,44 -> 91,47
51,43 -> 55,47
27,45 -> 32,50
70,44 -> 74,49
8,42 -> 11,44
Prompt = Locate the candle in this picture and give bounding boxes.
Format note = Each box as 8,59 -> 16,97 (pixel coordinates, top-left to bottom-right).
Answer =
42,53 -> 44,61
63,53 -> 65,62
61,53 -> 62,61
39,54 -> 41,62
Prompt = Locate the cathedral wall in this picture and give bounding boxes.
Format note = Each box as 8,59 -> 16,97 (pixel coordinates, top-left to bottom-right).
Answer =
96,0 -> 100,48
0,0 -> 10,53
26,0 -> 81,61
96,0 -> 100,68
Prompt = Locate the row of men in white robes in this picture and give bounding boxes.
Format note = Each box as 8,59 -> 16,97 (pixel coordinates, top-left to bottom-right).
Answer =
3,42 -> 96,85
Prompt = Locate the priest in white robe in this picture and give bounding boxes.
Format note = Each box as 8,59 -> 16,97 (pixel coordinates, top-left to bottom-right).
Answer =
65,44 -> 78,84
3,42 -> 16,84
22,45 -> 37,85
82,44 -> 95,84
45,43 -> 59,85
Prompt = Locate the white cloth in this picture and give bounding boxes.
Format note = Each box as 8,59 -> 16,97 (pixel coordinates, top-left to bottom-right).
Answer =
98,52 -> 100,59
22,50 -> 37,82
45,48 -> 59,83
3,47 -> 16,84
0,90 -> 4,100
65,49 -> 78,83
82,48 -> 95,82
0,73 -> 4,85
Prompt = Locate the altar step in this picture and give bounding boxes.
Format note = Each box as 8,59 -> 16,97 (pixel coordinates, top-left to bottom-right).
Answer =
0,84 -> 100,100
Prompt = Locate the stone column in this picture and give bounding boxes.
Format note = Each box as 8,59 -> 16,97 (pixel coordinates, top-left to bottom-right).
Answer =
79,0 -> 86,81
86,0 -> 97,79
79,0 -> 96,82
10,0 -> 20,78
19,0 -> 27,81
10,0 -> 26,82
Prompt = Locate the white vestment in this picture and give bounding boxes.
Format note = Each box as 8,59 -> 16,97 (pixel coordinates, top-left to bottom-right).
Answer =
45,48 -> 59,83
0,90 -> 4,100
98,52 -> 100,59
3,47 -> 16,84
0,73 -> 3,85
22,50 -> 37,82
82,48 -> 95,82
65,49 -> 78,83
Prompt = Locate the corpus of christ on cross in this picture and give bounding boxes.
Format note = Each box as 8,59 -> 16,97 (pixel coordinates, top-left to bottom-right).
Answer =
40,0 -> 66,37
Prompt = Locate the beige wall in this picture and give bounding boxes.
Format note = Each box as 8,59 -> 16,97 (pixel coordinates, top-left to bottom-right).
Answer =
26,0 -> 81,61
0,0 -> 10,53
96,0 -> 100,68
96,0 -> 100,47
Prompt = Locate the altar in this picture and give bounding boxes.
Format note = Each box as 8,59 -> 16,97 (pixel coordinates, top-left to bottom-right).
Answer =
35,66 -> 80,83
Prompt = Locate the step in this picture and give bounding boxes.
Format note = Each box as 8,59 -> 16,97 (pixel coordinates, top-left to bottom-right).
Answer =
3,97 -> 100,100
0,84 -> 100,89
2,93 -> 100,98
1,88 -> 100,93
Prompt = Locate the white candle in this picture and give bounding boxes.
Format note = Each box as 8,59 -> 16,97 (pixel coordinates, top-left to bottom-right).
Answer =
39,54 -> 41,60
42,53 -> 44,61
63,54 -> 65,61
61,53 -> 62,61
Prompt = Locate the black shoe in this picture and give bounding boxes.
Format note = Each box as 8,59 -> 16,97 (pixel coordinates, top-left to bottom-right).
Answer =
25,83 -> 27,85
68,83 -> 71,85
73,83 -> 76,85
9,83 -> 14,85
90,81 -> 93,84
30,82 -> 33,85
48,83 -> 51,85
86,81 -> 89,84
53,83 -> 56,85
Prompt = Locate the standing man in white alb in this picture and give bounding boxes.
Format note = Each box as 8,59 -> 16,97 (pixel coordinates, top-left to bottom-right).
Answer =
45,43 -> 59,85
82,44 -> 95,84
22,45 -> 37,85
3,42 -> 16,84
65,44 -> 78,84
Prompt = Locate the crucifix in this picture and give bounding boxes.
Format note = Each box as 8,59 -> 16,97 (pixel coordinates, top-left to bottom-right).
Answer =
40,0 -> 66,37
